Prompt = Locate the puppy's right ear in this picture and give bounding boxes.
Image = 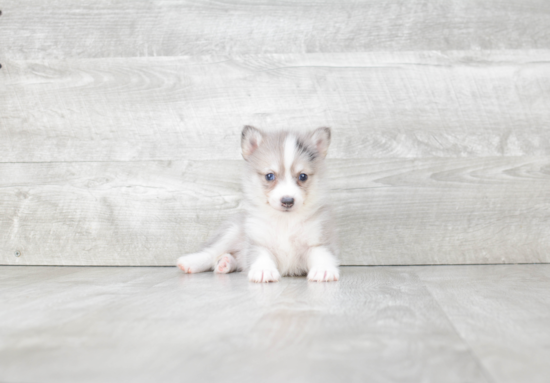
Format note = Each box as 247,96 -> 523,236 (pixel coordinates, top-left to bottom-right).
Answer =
241,125 -> 263,160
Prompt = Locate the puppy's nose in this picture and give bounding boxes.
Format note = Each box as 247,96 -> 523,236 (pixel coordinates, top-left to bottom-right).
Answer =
281,196 -> 294,208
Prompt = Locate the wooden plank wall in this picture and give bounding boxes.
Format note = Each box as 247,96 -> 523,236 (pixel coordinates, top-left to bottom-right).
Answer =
1,0 -> 549,266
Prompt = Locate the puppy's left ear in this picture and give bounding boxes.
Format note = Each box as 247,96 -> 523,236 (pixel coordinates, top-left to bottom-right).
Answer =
310,127 -> 331,158
241,125 -> 264,160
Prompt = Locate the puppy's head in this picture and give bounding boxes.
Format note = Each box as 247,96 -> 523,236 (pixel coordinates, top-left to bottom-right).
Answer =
241,125 -> 331,213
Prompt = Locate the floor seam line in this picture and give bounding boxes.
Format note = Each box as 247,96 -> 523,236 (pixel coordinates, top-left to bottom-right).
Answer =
414,272 -> 498,383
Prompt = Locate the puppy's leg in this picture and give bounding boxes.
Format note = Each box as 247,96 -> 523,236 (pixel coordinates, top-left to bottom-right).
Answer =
177,219 -> 243,274
307,246 -> 339,282
177,251 -> 213,274
248,247 -> 280,283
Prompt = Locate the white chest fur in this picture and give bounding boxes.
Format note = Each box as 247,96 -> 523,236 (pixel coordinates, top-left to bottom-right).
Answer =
245,212 -> 321,275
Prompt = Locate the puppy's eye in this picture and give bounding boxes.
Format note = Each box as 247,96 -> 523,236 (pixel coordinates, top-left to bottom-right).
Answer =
299,173 -> 308,181
265,173 -> 275,181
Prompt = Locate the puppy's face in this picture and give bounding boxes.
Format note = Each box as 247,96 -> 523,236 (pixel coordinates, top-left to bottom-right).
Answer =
241,126 -> 330,213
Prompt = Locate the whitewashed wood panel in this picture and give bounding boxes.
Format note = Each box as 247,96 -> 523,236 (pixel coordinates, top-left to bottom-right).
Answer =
1,157 -> 549,266
1,0 -> 549,59
2,51 -> 550,162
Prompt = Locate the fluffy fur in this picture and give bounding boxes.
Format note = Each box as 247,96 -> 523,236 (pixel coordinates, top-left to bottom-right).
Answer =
177,126 -> 339,283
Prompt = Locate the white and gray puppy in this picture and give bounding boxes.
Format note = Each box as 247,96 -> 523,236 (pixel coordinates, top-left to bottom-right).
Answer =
176,125 -> 339,283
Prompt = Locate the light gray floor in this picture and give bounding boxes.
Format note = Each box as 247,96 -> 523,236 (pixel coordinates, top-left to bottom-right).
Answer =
1,265 -> 549,383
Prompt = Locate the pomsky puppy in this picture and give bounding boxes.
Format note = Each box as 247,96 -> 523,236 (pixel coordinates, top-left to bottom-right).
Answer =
176,126 -> 339,283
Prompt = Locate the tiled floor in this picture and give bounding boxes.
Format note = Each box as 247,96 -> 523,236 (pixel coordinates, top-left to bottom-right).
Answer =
1,265 -> 549,383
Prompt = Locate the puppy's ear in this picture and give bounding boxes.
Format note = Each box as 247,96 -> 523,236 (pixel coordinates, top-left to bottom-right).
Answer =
310,127 -> 331,158
241,125 -> 264,160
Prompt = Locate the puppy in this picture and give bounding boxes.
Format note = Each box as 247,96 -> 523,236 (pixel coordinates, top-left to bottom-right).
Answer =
176,126 -> 339,283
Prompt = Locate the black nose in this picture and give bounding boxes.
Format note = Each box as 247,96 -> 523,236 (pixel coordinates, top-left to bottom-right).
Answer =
281,196 -> 294,208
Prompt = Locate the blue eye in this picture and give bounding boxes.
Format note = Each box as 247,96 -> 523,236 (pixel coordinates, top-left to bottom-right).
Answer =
299,173 -> 308,181
265,173 -> 275,181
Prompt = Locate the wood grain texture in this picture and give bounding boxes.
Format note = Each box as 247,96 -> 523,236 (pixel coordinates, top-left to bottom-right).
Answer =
2,1 -> 550,268
2,51 -> 550,162
1,0 -> 549,59
0,160 -> 242,266
0,266 -> 491,383
1,157 -> 549,266
415,265 -> 550,383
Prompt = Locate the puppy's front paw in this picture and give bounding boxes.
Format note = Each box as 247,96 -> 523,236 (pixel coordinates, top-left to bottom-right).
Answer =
307,267 -> 339,282
248,269 -> 280,283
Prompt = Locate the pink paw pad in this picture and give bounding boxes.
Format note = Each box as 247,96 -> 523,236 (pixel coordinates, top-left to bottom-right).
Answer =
214,254 -> 236,274
177,263 -> 193,273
